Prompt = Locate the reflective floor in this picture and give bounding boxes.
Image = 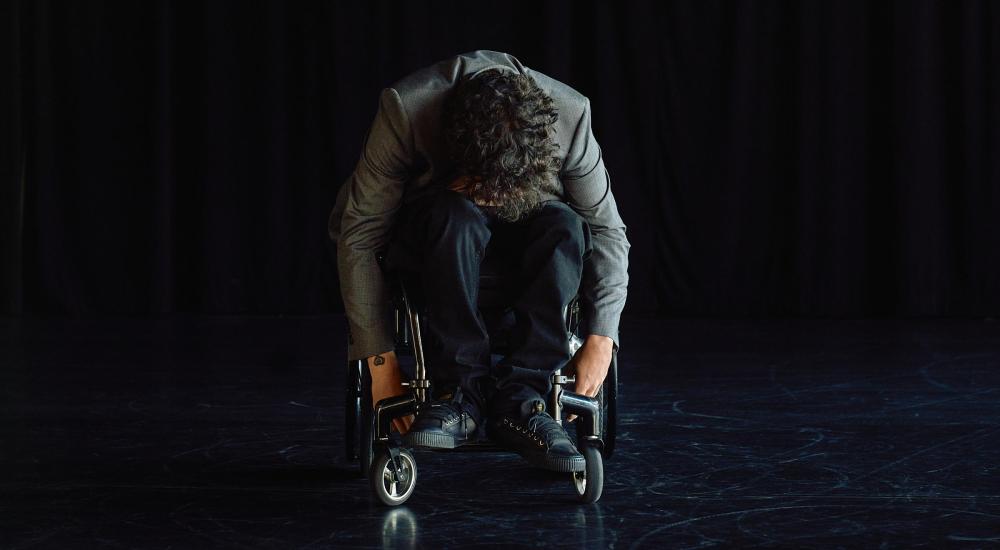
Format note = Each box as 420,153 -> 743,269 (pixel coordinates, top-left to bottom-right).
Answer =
2,315 -> 999,548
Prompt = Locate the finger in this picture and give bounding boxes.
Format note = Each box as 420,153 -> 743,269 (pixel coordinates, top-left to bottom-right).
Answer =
400,414 -> 415,433
566,413 -> 577,423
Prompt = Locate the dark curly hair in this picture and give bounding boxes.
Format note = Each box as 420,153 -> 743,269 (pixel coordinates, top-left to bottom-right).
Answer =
442,68 -> 562,222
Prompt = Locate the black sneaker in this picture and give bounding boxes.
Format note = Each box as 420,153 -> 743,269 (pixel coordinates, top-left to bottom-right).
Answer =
404,387 -> 480,449
488,400 -> 586,472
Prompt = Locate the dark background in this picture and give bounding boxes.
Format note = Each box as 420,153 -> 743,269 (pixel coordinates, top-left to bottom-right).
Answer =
3,0 -> 998,319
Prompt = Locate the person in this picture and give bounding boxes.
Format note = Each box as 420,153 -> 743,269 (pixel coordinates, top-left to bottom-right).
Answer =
328,50 -> 630,472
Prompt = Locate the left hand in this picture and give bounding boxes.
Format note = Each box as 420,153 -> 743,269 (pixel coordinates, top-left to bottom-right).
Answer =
447,175 -> 500,207
566,335 -> 614,422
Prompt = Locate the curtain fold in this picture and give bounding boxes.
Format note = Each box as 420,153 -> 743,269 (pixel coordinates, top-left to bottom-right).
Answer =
1,0 -> 24,315
6,0 -> 1000,317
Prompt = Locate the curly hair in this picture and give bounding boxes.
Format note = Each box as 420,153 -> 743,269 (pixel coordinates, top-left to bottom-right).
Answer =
442,68 -> 562,222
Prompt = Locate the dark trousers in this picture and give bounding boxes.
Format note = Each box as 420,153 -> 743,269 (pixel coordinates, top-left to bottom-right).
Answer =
384,189 -> 592,417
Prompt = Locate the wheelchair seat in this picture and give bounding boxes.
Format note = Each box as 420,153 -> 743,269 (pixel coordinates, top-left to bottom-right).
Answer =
376,244 -> 578,357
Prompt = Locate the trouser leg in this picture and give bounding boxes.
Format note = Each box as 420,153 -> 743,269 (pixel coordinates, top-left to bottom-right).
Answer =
384,189 -> 492,415
486,200 -> 592,418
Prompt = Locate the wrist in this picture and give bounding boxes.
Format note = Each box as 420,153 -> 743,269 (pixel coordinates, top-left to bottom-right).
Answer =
367,350 -> 397,371
585,334 -> 614,351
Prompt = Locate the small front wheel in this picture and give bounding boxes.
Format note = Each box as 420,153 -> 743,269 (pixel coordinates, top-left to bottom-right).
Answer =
573,445 -> 604,503
371,448 -> 417,506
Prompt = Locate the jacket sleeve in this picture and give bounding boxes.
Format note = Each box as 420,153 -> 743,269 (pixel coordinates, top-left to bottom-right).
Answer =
336,87 -> 412,361
560,97 -> 631,352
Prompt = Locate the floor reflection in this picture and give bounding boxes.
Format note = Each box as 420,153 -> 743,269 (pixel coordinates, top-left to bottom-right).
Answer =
380,507 -> 418,550
377,503 -> 608,548
571,505 -> 607,547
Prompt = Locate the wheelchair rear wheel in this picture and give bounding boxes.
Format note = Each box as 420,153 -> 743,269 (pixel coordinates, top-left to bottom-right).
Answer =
344,358 -> 375,478
344,359 -> 363,464
359,367 -> 375,478
575,352 -> 618,460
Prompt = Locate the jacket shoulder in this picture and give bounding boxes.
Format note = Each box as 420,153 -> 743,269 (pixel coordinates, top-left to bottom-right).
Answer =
387,51 -> 585,105
389,50 -> 523,104
386,51 -> 589,131
524,67 -> 588,106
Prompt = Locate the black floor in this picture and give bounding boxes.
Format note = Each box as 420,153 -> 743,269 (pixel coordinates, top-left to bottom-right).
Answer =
2,315 -> 999,548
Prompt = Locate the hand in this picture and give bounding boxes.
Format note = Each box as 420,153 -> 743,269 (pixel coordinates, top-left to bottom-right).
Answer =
367,351 -> 414,435
447,175 -> 472,194
447,175 -> 499,207
566,335 -> 614,423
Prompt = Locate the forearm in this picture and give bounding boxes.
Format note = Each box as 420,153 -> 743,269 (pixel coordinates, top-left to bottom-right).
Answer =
585,333 -> 615,352
337,237 -> 396,361
366,349 -> 398,372
334,86 -> 412,361
580,231 -> 629,352
578,188 -> 630,353
559,97 -> 630,352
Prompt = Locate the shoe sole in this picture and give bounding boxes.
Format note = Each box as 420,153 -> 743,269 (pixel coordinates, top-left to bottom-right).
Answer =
405,431 -> 465,449
487,427 -> 587,472
524,453 -> 587,473
492,439 -> 586,472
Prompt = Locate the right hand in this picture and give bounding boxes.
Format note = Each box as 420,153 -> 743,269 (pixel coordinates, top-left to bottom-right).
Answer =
367,351 -> 414,435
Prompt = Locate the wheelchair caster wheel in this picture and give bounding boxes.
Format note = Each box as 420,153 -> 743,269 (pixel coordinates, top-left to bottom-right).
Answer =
573,445 -> 603,503
371,448 -> 417,506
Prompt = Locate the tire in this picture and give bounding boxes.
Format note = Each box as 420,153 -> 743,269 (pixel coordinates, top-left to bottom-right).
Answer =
573,445 -> 604,503
576,353 -> 618,461
358,365 -> 375,479
344,359 -> 363,463
371,448 -> 418,506
603,353 -> 618,460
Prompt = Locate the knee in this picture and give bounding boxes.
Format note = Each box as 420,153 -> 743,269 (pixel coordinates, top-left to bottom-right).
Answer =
539,205 -> 590,254
426,190 -> 489,234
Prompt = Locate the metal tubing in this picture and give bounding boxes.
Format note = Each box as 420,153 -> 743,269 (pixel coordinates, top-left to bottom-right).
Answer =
374,394 -> 417,441
400,283 -> 428,404
551,370 -> 563,426
559,390 -> 601,439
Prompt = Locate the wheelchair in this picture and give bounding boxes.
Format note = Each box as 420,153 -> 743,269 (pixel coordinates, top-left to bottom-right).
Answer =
343,245 -> 619,506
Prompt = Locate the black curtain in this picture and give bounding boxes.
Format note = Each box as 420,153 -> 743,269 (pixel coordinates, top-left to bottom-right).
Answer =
4,0 -> 999,318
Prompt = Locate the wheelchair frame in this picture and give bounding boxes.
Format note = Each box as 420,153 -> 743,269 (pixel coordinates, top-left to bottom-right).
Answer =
344,252 -> 619,505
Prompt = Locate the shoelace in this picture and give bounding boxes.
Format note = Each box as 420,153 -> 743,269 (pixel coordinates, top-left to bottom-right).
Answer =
525,411 -> 566,447
448,387 -> 463,405
426,387 -> 466,422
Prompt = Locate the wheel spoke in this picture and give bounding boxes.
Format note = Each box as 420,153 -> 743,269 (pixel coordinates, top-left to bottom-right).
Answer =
373,451 -> 417,505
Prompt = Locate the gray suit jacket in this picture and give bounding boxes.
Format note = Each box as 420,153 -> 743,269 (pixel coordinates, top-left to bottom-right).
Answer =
329,50 -> 630,362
